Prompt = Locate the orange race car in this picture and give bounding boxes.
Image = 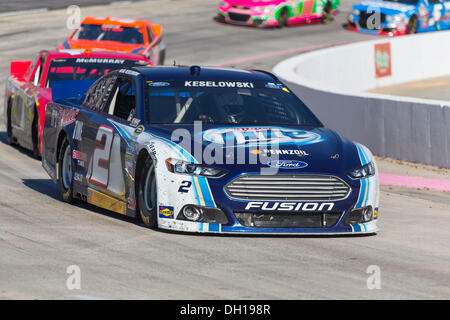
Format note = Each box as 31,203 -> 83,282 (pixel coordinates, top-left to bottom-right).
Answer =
59,16 -> 166,65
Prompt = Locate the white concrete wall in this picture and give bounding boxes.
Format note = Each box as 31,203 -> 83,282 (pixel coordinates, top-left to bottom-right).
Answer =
278,30 -> 450,95
273,31 -> 450,168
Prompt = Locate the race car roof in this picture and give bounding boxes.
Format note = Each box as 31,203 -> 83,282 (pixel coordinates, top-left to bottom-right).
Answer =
43,49 -> 149,61
134,66 -> 279,82
80,16 -> 152,27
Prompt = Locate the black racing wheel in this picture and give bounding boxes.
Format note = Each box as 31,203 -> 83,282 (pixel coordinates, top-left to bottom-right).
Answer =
137,155 -> 158,228
58,136 -> 74,203
32,109 -> 41,159
321,2 -> 334,24
6,99 -> 15,145
407,16 -> 418,34
277,8 -> 288,28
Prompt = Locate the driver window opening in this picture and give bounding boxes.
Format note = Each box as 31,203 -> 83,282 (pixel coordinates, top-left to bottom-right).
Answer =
33,62 -> 43,86
108,78 -> 137,121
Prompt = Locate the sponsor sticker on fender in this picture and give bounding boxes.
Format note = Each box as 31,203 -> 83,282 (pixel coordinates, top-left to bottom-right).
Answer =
159,206 -> 174,219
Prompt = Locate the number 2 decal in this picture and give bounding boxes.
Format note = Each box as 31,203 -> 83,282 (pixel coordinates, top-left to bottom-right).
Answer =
178,181 -> 192,193
89,126 -> 114,187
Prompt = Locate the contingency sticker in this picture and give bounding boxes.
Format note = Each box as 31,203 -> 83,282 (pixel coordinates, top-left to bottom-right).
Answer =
159,206 -> 174,219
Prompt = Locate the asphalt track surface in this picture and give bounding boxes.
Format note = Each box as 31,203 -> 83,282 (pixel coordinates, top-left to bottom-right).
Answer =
0,0 -> 449,300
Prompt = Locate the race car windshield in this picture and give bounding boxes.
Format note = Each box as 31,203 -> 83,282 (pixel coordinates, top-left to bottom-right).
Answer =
71,24 -> 144,44
46,58 -> 148,88
384,0 -> 418,5
146,80 -> 322,126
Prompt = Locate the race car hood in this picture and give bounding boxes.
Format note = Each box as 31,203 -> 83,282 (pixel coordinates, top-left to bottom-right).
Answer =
145,125 -> 363,177
352,0 -> 416,15
62,39 -> 146,54
225,0 -> 284,7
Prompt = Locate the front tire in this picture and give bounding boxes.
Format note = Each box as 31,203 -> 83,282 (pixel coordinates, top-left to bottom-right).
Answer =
407,16 -> 418,34
32,109 -> 41,159
137,155 -> 158,228
58,136 -> 74,203
321,2 -> 334,24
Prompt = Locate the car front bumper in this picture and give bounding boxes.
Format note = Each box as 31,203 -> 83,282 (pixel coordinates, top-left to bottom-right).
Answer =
216,7 -> 278,28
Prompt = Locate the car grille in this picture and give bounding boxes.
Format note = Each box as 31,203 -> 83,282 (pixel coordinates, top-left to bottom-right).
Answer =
358,11 -> 386,29
224,174 -> 351,201
235,211 -> 342,228
228,12 -> 250,22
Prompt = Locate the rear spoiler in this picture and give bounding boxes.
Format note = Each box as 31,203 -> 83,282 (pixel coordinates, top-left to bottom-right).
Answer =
51,79 -> 96,101
10,60 -> 32,81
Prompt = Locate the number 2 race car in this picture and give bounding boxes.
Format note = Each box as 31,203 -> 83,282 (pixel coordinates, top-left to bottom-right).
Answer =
59,16 -> 166,65
41,66 -> 379,235
347,0 -> 450,36
216,0 -> 340,27
4,49 -> 150,157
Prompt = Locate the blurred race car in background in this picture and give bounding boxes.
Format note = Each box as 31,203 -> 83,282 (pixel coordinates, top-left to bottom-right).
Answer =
347,0 -> 450,36
59,16 -> 166,65
216,0 -> 340,27
41,65 -> 379,235
4,49 -> 150,157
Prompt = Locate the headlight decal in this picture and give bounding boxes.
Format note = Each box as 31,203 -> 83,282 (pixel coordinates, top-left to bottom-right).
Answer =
357,177 -> 369,208
355,143 -> 372,208
193,176 -> 206,207
155,135 -> 216,208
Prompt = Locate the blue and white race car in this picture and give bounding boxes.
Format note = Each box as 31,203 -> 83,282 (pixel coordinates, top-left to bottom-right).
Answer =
41,66 -> 380,235
347,0 -> 450,36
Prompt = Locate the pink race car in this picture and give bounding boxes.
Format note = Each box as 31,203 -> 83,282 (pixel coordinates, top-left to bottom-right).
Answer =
216,0 -> 340,28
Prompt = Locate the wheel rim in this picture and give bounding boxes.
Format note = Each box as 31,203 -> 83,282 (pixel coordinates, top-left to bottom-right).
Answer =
62,145 -> 72,190
143,164 -> 156,212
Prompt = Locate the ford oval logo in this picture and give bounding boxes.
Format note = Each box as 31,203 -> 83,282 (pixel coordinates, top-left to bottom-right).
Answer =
267,160 -> 308,169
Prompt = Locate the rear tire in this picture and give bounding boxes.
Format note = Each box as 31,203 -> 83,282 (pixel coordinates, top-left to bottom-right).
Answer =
277,8 -> 288,28
58,136 -> 74,203
137,155 -> 158,228
407,16 -> 418,34
6,99 -> 15,145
